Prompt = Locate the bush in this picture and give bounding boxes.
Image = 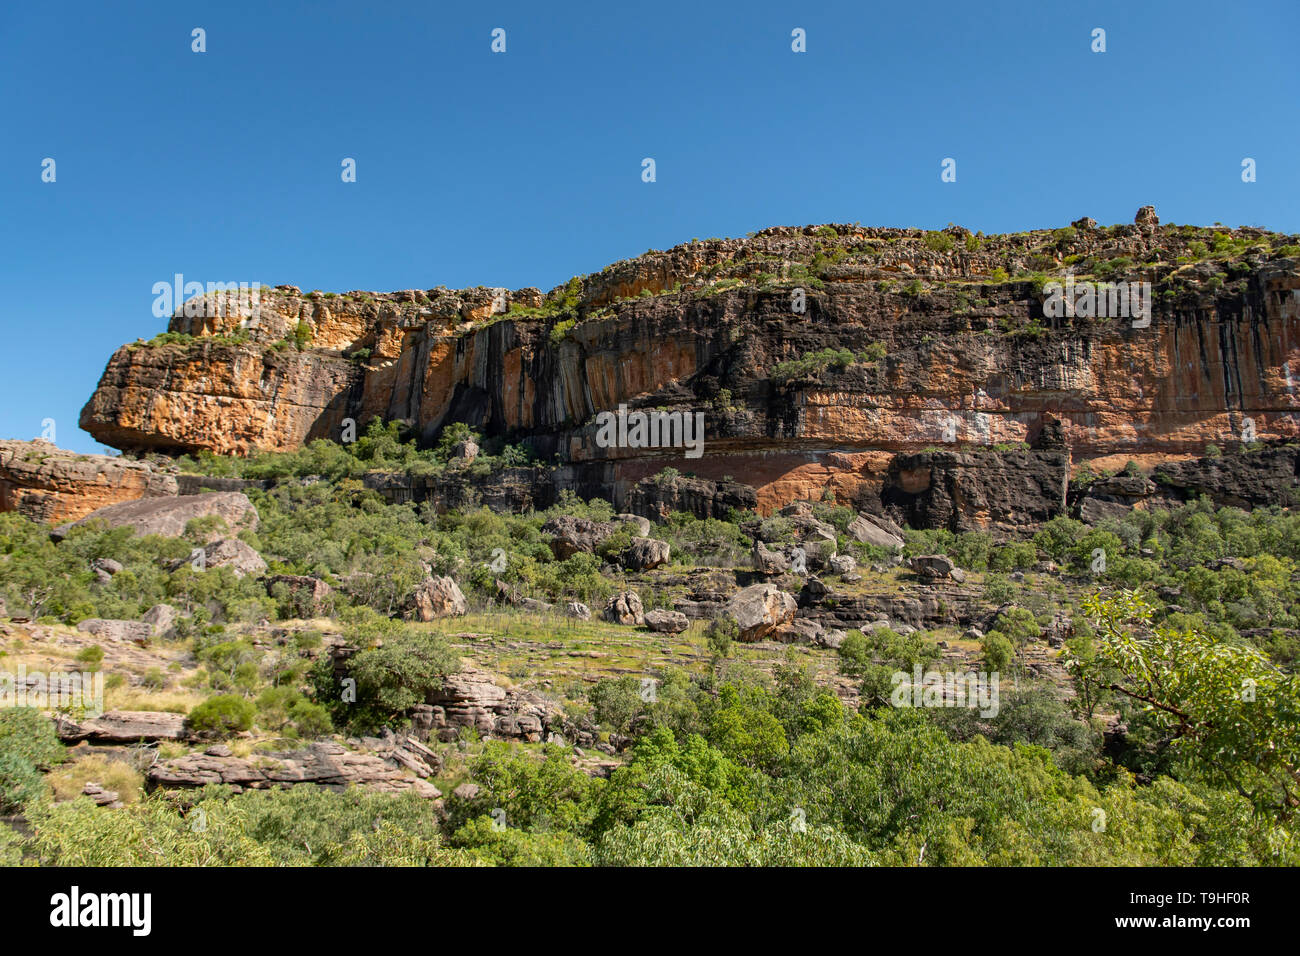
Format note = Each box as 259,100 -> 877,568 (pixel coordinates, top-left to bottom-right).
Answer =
75,645 -> 104,669
980,632 -> 1014,673
0,707 -> 66,768
320,630 -> 459,732
188,695 -> 256,735
0,752 -> 46,813
705,617 -> 737,660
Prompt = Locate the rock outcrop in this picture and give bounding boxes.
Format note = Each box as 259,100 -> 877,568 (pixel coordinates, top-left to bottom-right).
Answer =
0,439 -> 177,524
148,740 -> 442,798
420,669 -> 563,743
54,491 -> 259,540
726,583 -> 798,641
58,710 -> 188,743
406,576 -> 468,621
76,218 -> 1300,518
883,447 -> 1069,536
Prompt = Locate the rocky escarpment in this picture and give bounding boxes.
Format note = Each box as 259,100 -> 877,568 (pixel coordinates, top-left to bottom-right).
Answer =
80,211 -> 1300,517
0,440 -> 177,524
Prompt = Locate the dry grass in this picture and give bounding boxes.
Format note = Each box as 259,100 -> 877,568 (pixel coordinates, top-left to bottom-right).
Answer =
47,754 -> 145,805
105,687 -> 203,713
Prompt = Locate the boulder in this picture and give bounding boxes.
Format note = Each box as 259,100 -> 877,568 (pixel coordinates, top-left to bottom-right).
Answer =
623,537 -> 671,571
76,618 -> 152,646
542,515 -> 617,559
142,603 -> 180,639
406,576 -> 468,621
564,601 -> 592,620
91,557 -> 123,584
725,583 -> 797,641
644,609 -> 689,633
752,539 -> 789,574
847,512 -> 905,550
909,554 -> 957,580
449,439 -> 479,462
799,576 -> 831,601
776,618 -> 824,644
818,628 -> 848,650
828,553 -> 857,576
58,710 -> 187,743
801,538 -> 837,569
54,491 -> 258,541
452,782 -> 480,801
603,591 -> 645,626
197,538 -> 267,577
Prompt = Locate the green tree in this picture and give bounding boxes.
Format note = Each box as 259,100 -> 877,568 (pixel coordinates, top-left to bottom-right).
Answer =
1071,590 -> 1300,816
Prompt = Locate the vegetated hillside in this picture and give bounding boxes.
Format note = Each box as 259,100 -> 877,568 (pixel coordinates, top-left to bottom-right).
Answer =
79,208 -> 1300,516
1,414 -> 1298,866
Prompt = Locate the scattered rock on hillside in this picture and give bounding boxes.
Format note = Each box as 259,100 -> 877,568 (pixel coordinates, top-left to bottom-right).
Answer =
54,491 -> 258,541
725,583 -> 797,641
603,591 -> 645,626
406,575 -> 468,621
644,609 -> 689,633
76,618 -> 153,646
623,536 -> 670,570
58,710 -> 187,743
542,515 -> 617,559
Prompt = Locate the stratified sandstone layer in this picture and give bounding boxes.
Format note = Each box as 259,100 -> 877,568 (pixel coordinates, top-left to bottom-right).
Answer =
0,439 -> 177,524
80,213 -> 1300,514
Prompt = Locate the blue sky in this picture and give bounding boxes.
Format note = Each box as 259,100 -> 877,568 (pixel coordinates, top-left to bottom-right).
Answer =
1,0 -> 1296,454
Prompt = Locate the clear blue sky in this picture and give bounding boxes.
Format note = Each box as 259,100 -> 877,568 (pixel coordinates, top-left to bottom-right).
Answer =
2,0 -> 1296,454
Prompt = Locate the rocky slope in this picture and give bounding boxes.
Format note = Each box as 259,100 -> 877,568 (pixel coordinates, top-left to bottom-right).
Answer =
79,209 -> 1300,515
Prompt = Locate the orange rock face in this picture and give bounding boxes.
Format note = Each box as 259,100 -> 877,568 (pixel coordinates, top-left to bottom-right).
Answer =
77,221 -> 1300,514
0,440 -> 177,524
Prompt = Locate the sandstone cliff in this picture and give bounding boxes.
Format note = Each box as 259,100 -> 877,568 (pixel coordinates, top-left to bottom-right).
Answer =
79,211 -> 1300,516
0,439 -> 177,524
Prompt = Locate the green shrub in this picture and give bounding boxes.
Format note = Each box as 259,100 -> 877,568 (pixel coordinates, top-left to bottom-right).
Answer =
0,707 -> 65,768
188,694 -> 256,735
0,752 -> 46,813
